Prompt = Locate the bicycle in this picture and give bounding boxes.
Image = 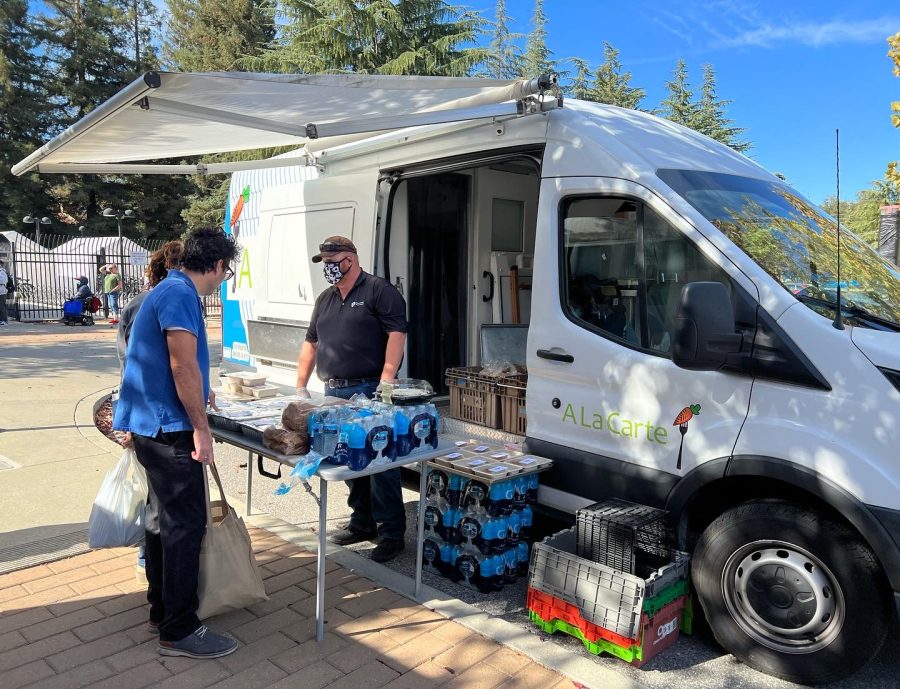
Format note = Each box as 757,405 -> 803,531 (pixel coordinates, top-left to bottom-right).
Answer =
15,277 -> 35,300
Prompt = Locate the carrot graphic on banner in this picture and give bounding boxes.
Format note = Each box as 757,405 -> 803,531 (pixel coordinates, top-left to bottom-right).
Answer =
673,404 -> 701,470
229,186 -> 250,236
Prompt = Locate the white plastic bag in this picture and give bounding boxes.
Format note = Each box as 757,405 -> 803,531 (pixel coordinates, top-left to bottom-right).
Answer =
88,448 -> 149,548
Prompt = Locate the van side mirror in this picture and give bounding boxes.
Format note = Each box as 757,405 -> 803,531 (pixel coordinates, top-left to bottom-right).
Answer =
672,282 -> 743,371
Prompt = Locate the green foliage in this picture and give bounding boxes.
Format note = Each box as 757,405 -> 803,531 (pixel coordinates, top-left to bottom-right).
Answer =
248,0 -> 489,76
888,32 -> 900,186
0,0 -> 52,230
566,57 -> 592,100
822,177 -> 900,247
164,0 -> 276,71
483,0 -> 521,79
658,59 -> 749,153
590,42 -> 644,109
520,0 -> 554,78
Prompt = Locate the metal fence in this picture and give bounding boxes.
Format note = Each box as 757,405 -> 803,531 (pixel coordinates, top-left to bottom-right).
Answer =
1,233 -> 221,322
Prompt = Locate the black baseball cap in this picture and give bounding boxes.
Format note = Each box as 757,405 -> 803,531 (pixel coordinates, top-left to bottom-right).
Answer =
311,235 -> 357,263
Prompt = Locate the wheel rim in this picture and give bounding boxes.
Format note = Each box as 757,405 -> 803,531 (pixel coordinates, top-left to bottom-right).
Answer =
721,540 -> 844,654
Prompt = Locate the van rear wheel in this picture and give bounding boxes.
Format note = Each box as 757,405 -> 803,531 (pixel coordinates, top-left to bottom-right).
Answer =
692,501 -> 890,685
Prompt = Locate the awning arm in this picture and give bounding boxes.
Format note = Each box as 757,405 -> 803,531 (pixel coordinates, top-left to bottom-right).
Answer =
146,96 -> 309,138
11,72 -> 162,177
34,155 -> 311,176
305,101 -> 522,139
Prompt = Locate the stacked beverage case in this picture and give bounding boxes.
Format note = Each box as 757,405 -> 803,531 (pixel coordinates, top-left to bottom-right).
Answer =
420,445 -> 551,593
308,398 -> 440,471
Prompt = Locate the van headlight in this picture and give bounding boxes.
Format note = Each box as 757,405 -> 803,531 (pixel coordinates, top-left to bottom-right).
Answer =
880,368 -> 900,393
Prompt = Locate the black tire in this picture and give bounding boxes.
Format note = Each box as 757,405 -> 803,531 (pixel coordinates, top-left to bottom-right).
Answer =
82,315 -> 94,326
692,501 -> 891,685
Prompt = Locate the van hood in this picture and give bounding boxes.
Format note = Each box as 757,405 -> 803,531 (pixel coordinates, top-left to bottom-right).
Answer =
851,327 -> 900,370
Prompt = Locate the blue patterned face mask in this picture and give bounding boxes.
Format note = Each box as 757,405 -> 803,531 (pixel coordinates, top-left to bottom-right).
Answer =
323,258 -> 349,285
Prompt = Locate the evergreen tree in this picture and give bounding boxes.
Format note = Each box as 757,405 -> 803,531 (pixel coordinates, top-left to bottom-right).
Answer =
658,59 -> 697,127
566,57 -> 593,100
251,0 -> 488,76
0,0 -> 53,232
693,63 -> 749,152
164,0 -> 276,71
520,0 -> 554,78
484,0 -> 522,79
591,42 -> 644,110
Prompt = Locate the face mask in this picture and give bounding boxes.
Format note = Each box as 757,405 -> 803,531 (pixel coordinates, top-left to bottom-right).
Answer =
323,258 -> 349,285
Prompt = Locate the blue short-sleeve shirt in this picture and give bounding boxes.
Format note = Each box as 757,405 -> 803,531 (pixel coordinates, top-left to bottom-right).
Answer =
113,270 -> 209,436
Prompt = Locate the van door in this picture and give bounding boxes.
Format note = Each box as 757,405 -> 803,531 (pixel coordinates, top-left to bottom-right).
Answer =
526,177 -> 755,507
248,171 -> 378,378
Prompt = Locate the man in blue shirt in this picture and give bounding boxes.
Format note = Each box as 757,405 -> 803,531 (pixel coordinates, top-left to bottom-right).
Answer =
114,228 -> 239,659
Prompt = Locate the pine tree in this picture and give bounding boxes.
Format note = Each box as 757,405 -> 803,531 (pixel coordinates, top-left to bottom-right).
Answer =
484,0 -> 522,80
164,0 -> 276,72
591,42 -> 644,110
251,0 -> 488,76
658,59 -> 697,127
520,0 -> 554,78
693,64 -> 749,152
567,57 -> 593,100
0,0 -> 53,232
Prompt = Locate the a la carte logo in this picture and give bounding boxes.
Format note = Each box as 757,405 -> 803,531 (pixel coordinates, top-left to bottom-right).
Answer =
560,402 -> 669,445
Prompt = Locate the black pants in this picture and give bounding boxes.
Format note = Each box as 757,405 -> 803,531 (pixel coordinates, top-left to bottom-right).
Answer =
133,431 -> 206,642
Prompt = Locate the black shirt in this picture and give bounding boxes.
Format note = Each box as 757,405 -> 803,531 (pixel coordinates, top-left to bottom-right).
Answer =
306,271 -> 407,380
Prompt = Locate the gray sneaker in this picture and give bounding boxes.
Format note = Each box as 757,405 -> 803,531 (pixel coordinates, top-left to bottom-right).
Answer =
158,625 -> 237,659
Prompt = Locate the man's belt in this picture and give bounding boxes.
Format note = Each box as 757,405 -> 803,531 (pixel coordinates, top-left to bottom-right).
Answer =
326,377 -> 380,389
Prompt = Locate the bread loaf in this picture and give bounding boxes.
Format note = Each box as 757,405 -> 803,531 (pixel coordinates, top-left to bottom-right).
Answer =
263,427 -> 310,455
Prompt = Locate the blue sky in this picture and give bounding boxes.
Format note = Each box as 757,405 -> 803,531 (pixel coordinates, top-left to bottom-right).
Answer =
477,0 -> 899,204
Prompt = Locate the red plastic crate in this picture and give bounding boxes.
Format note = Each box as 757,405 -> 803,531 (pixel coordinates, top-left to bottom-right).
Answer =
527,587 -> 637,648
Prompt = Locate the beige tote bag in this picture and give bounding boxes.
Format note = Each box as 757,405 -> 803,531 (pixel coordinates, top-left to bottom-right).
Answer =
197,463 -> 268,619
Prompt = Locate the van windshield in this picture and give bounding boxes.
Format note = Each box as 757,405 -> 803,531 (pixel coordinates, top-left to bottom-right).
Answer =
658,169 -> 900,328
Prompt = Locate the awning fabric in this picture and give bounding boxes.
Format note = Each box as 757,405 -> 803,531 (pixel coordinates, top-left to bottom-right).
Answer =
12,72 -> 527,176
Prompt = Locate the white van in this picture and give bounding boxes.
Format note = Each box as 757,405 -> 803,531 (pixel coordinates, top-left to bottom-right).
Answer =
15,72 -> 900,684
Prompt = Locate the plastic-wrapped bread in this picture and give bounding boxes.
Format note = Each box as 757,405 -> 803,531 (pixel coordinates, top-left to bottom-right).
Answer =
263,427 -> 310,455
281,400 -> 319,432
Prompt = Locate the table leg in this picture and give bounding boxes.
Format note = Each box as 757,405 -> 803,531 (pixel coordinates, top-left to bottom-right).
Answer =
414,461 -> 428,600
245,450 -> 254,516
316,477 -> 328,642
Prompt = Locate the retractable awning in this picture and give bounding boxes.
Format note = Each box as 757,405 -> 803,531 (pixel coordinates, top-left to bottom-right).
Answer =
13,72 -> 556,176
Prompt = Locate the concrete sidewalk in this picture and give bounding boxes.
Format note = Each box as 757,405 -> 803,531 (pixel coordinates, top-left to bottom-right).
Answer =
0,322 -> 590,689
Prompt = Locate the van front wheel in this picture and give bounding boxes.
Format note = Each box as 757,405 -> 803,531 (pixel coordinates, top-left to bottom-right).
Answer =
692,501 -> 890,685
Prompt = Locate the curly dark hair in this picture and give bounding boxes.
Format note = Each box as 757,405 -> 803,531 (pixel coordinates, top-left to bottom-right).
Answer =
180,228 -> 239,274
145,240 -> 184,287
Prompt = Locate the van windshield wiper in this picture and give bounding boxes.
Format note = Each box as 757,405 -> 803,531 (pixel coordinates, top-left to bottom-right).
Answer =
795,294 -> 900,331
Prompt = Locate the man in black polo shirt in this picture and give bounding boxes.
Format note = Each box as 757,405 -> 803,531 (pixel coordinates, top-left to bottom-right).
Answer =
295,236 -> 408,562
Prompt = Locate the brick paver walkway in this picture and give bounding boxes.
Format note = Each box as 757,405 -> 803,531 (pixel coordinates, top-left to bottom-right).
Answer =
0,526 -> 575,689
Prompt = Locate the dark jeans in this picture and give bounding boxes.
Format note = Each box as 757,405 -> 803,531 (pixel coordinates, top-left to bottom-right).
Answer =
0,296 -> 8,323
133,431 -> 206,642
326,380 -> 406,541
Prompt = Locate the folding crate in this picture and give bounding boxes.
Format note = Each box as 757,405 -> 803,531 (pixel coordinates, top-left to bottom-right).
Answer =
529,596 -> 686,667
528,527 -> 689,640
576,498 -> 673,576
445,366 -> 501,429
499,384 -> 527,435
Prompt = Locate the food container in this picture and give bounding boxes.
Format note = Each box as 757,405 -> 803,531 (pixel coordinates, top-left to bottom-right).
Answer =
243,384 -> 279,399
507,454 -> 554,471
240,416 -> 282,444
376,378 -> 435,406
449,455 -> 495,473
485,449 -> 523,462
239,372 -> 268,387
466,461 -> 519,481
433,450 -> 473,468
467,443 -> 497,454
220,376 -> 244,393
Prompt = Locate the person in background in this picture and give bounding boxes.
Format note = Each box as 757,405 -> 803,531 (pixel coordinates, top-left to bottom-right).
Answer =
113,228 -> 239,659
295,235 -> 408,563
72,276 -> 93,301
116,241 -> 183,579
103,263 -> 122,325
0,260 -> 9,326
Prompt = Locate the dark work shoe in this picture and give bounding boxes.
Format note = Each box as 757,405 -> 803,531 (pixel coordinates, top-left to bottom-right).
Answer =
329,526 -> 377,546
371,538 -> 405,563
158,625 -> 237,659
148,620 -> 160,635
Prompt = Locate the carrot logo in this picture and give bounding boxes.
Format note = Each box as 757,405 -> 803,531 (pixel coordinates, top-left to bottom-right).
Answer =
229,186 -> 250,235
672,404 -> 701,470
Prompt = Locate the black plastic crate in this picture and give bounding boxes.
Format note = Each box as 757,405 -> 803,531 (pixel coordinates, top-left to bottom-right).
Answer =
576,498 -> 672,576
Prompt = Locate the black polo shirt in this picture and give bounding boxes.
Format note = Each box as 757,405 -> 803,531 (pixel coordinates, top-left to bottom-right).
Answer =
306,271 -> 407,381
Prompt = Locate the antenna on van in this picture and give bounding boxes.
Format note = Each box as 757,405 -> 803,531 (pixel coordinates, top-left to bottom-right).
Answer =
832,129 -> 845,331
